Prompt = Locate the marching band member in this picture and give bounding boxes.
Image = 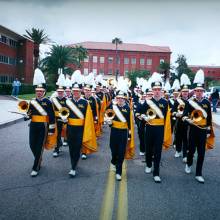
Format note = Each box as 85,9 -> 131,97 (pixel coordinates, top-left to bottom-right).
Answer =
25,68 -> 55,177
81,73 -> 98,159
95,75 -> 107,131
107,77 -> 135,181
91,83 -> 102,137
182,69 -> 215,183
172,74 -> 191,161
51,72 -> 67,157
65,75 -> 73,99
135,79 -> 148,156
66,70 -> 97,177
171,79 -> 181,147
62,75 -> 73,146
136,72 -> 172,183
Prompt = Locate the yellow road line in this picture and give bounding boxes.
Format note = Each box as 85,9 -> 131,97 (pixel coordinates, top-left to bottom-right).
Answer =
99,167 -> 116,220
117,161 -> 128,220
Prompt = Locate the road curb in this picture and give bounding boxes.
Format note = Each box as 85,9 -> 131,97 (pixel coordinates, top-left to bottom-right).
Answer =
0,117 -> 24,129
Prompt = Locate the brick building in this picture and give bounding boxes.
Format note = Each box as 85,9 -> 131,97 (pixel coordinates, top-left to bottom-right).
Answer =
0,25 -> 34,84
68,41 -> 171,78
189,65 -> 220,81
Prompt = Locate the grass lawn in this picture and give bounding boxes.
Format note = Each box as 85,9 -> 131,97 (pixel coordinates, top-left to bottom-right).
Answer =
18,91 -> 54,100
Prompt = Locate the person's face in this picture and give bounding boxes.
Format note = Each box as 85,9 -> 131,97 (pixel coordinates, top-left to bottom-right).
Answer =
146,93 -> 153,99
72,90 -> 81,99
195,89 -> 204,99
84,89 -> 91,97
96,86 -> 100,92
57,91 -> 64,98
181,91 -> 189,99
35,90 -> 45,99
153,88 -> 162,98
173,92 -> 179,99
65,90 -> 71,97
116,97 -> 125,105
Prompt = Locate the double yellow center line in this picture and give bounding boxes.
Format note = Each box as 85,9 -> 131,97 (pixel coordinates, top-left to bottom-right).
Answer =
99,162 -> 128,220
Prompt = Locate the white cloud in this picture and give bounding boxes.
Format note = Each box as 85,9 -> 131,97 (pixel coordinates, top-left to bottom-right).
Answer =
1,0 -> 220,65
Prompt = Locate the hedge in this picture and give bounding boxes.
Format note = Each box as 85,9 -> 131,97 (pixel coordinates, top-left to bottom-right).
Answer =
0,83 -> 56,95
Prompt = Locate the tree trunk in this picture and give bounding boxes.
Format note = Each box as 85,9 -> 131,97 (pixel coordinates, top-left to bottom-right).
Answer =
34,43 -> 40,69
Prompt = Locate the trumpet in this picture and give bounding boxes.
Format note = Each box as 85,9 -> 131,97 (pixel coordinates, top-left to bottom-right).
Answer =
177,104 -> 185,114
18,100 -> 29,112
59,107 -> 70,119
141,108 -> 156,123
105,109 -> 115,120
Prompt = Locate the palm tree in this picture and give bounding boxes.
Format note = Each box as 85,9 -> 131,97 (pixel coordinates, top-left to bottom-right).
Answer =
41,45 -> 77,83
112,37 -> 122,80
158,61 -> 172,81
24,28 -> 50,69
72,45 -> 88,68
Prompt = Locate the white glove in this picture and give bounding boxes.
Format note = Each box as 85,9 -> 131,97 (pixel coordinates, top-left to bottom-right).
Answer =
107,119 -> 112,125
186,118 -> 193,124
176,113 -> 182,118
60,116 -> 68,123
141,114 -> 150,122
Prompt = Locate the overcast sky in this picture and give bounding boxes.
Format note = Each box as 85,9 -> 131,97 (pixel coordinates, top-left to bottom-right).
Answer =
1,0 -> 220,66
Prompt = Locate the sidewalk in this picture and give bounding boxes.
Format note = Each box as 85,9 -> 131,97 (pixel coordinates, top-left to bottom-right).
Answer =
0,95 -> 220,129
0,95 -> 24,128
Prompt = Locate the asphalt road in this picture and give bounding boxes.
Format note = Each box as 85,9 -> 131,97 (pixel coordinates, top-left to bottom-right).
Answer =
0,121 -> 220,220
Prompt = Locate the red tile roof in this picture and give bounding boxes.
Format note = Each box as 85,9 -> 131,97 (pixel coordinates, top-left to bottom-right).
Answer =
68,41 -> 171,53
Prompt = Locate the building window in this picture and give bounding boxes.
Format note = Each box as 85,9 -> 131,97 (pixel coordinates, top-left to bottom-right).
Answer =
84,57 -> 89,62
0,35 -> 7,44
146,58 -> 152,65
99,69 -> 104,75
93,69 -> 97,75
108,69 -> 113,75
124,69 -> 129,75
131,58 -> 136,65
84,68 -> 89,75
0,75 -> 8,83
124,58 -> 129,64
9,57 -> 16,65
116,57 -> 120,64
160,59 -> 165,64
108,57 -> 113,64
140,58 -> 145,65
100,57 -> 105,63
93,56 -> 97,63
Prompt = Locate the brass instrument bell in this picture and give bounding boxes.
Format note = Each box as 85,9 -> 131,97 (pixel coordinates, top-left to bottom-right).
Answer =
59,107 -> 70,119
18,100 -> 29,112
105,109 -> 115,120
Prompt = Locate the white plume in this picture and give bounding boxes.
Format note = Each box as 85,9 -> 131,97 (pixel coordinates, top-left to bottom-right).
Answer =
171,79 -> 180,90
65,76 -> 72,88
151,72 -> 163,83
95,74 -> 103,84
56,73 -> 66,87
193,69 -> 204,84
180,74 -> 191,86
84,72 -> 95,86
33,68 -> 46,85
117,77 -> 128,93
71,70 -> 82,84
164,80 -> 171,91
